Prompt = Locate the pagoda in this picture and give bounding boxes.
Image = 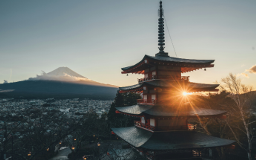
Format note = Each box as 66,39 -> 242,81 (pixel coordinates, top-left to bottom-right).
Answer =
112,1 -> 235,160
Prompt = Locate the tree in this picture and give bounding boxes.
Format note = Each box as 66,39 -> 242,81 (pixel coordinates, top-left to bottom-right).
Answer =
107,91 -> 141,128
188,74 -> 256,159
219,73 -> 256,160
107,91 -> 124,127
194,91 -> 238,159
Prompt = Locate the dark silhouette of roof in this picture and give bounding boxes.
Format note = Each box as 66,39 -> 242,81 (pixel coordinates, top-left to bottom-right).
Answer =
122,55 -> 215,72
116,104 -> 226,117
112,126 -> 235,150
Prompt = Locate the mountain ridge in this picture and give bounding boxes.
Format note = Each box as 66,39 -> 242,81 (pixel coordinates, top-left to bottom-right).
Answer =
28,67 -> 117,88
0,67 -> 118,99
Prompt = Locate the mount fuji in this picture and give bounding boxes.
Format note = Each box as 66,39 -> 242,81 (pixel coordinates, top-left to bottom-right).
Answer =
29,67 -> 116,87
36,67 -> 89,80
0,67 -> 118,99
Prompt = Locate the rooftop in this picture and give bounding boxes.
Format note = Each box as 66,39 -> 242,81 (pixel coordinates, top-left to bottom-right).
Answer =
121,55 -> 215,74
116,104 -> 226,117
119,80 -> 219,92
112,126 -> 235,150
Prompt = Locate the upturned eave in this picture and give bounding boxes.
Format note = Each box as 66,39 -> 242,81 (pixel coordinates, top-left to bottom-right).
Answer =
121,55 -> 215,74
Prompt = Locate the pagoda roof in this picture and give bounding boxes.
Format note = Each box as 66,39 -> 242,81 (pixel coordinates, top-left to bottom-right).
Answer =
122,55 -> 215,74
119,80 -> 219,92
116,104 -> 226,117
111,126 -> 235,150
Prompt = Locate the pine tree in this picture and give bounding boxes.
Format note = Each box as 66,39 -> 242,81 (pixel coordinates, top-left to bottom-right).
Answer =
107,91 -> 141,127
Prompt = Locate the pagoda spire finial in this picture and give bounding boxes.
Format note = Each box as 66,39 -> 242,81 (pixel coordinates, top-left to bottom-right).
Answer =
156,1 -> 168,57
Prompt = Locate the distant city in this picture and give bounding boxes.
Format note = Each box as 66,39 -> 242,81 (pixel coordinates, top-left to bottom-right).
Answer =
0,98 -> 112,124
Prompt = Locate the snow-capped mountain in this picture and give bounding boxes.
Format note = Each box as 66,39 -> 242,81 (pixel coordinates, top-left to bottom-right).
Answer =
0,80 -> 117,99
46,67 -> 88,79
30,67 -> 89,81
29,67 -> 116,87
0,67 -> 118,99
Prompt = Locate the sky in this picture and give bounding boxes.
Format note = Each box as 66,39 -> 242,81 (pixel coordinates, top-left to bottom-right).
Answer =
0,0 -> 256,88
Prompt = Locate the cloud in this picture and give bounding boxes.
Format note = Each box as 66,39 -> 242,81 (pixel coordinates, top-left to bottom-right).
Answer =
29,73 -> 90,82
246,65 -> 256,74
239,64 -> 256,77
237,73 -> 249,78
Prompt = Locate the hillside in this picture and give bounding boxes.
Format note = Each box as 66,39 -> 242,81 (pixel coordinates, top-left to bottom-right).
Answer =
0,80 -> 118,99
0,67 -> 119,99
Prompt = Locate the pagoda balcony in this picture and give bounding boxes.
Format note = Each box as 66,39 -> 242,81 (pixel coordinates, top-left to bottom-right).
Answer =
181,76 -> 189,81
138,75 -> 157,83
137,99 -> 156,105
134,121 -> 155,132
170,76 -> 190,81
134,121 -> 196,132
138,76 -> 189,83
188,123 -> 197,130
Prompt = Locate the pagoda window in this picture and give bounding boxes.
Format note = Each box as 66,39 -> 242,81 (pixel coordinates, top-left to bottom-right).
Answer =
141,117 -> 145,124
145,74 -> 148,79
150,118 -> 155,126
140,92 -> 143,98
144,59 -> 148,63
143,95 -> 147,102
151,94 -> 156,103
143,86 -> 147,90
152,71 -> 156,79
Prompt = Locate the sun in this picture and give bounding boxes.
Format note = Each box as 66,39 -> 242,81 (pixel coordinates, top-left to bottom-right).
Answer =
183,92 -> 188,96
182,92 -> 192,96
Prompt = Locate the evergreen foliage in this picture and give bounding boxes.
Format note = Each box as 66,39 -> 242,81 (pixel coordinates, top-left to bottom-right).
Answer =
107,91 -> 141,128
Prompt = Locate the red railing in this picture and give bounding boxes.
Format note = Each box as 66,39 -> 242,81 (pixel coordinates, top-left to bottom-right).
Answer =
138,75 -> 157,83
137,99 -> 144,103
137,99 -> 155,104
181,76 -> 189,81
188,123 -> 196,130
138,75 -> 189,83
134,121 -> 155,131
170,76 -> 190,81
135,121 -> 196,131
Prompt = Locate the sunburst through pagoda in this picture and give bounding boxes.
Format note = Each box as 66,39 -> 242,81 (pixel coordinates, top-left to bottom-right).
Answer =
111,1 -> 235,160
